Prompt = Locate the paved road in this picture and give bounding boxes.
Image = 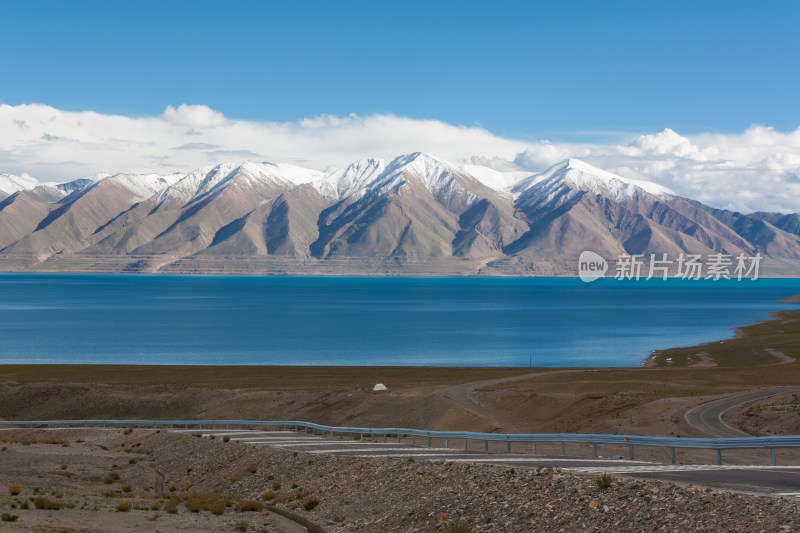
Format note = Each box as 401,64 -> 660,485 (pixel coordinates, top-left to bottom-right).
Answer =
685,386 -> 800,438
183,429 -> 800,497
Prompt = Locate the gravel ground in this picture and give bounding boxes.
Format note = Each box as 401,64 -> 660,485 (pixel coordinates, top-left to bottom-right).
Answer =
2,429 -> 800,532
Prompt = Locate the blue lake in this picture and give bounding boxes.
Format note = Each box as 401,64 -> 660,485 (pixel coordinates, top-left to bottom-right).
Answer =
0,274 -> 798,367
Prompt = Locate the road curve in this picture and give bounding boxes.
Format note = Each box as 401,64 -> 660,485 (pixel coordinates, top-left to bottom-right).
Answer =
685,386 -> 800,438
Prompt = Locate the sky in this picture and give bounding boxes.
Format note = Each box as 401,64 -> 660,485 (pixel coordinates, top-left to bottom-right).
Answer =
1,0 -> 800,212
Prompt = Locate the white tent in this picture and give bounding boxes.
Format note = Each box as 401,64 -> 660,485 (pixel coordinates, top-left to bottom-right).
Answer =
372,383 -> 388,392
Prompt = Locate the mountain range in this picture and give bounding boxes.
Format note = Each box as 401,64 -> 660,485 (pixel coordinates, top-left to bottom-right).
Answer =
1,154 -> 799,276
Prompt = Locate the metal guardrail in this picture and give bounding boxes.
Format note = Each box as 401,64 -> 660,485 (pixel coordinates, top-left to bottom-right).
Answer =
1,419 -> 798,466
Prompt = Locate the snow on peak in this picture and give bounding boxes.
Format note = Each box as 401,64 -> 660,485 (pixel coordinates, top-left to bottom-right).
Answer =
553,159 -> 674,198
158,163 -> 239,207
315,158 -> 388,199
0,173 -> 39,196
513,159 -> 675,201
237,161 -> 324,187
96,172 -> 185,201
315,152 -> 467,201
461,164 -> 533,192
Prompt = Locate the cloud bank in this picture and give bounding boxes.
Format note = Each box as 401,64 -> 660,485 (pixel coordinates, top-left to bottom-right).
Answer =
1,103 -> 799,213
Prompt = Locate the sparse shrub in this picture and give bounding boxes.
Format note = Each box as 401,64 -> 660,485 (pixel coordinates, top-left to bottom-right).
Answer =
186,467 -> 193,473
164,497 -> 179,514
595,473 -> 614,490
0,446 -> 6,451
292,451 -> 298,457
129,458 -> 137,464
1,513 -> 19,522
235,521 -> 249,531
235,500 -> 263,512
168,486 -> 177,492
223,436 -> 230,443
185,497 -> 204,513
122,485 -> 132,493
207,498 -> 226,515
245,463 -> 258,474
103,472 -> 121,484
150,502 -> 162,511
272,481 -> 281,491
209,434 -> 216,439
303,496 -> 319,511
260,491 -> 277,501
291,483 -> 298,489
75,439 -> 84,444
444,521 -> 471,533
408,457 -> 415,462
123,428 -> 133,435
33,497 -> 61,510
267,475 -> 274,480
8,484 -> 21,496
116,501 -> 131,512
60,464 -> 67,470
20,502 -> 28,510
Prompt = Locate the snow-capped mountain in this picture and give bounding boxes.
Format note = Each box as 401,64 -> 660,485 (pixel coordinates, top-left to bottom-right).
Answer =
0,174 -> 36,196
1,154 -> 799,275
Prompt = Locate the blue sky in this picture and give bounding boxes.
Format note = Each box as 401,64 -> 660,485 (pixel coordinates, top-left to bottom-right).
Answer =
2,0 -> 798,140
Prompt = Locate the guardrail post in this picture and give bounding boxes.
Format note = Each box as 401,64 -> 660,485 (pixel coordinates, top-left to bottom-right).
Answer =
383,435 -> 387,443
397,434 -> 401,444
532,442 -> 537,455
770,448 -> 776,466
671,447 -> 676,464
506,440 -> 511,454
445,439 -> 449,449
412,436 -> 415,446
592,443 -> 598,458
371,433 -> 375,443
464,438 -> 468,450
560,442 -> 565,456
629,445 -> 635,461
716,449 -> 722,465
428,436 -> 432,447
484,440 -> 488,452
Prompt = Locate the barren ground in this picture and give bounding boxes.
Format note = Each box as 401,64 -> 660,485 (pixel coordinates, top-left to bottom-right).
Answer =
2,429 -> 800,533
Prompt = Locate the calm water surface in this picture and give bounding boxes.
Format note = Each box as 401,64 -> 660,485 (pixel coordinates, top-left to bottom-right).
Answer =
0,274 -> 798,367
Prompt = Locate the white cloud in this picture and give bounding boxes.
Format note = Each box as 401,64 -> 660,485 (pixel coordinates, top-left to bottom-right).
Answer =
1,103 -> 799,213
162,104 -> 228,128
